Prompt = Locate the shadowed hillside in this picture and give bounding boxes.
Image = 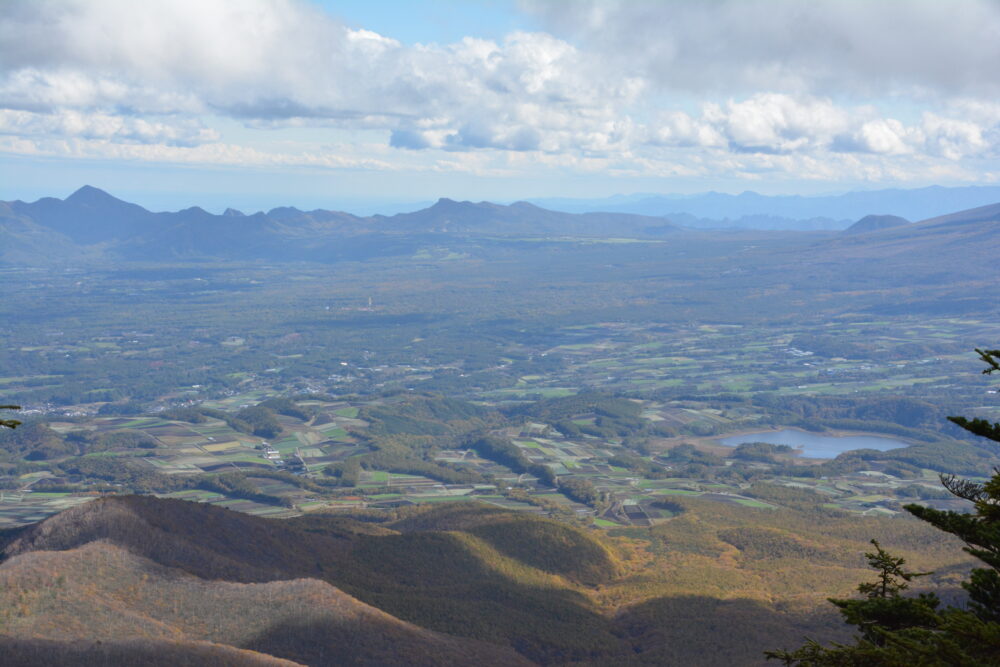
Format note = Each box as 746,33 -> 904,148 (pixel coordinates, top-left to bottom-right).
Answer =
0,541 -> 530,666
0,637 -> 304,667
0,496 -> 623,663
0,496 -> 351,582
0,494 -> 974,665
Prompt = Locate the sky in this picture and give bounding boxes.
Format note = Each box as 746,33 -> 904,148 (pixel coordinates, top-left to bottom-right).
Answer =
2,0 -> 1000,213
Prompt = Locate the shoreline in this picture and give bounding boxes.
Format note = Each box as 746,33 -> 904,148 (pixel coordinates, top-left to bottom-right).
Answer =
710,424 -> 917,446
650,425 -> 915,462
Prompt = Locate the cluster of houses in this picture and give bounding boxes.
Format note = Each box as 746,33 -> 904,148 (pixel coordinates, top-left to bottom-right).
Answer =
258,443 -> 307,472
259,443 -> 284,467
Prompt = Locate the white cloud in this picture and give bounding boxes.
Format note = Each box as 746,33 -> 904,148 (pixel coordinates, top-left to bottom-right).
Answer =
0,134 -> 395,171
0,1 -> 639,157
644,94 -> 994,162
523,0 -> 1000,98
0,109 -> 217,146
1,0 -> 999,189
711,95 -> 850,153
920,113 -> 988,160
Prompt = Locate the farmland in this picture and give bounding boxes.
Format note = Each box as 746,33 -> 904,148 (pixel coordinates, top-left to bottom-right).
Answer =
0,231 -> 997,532
0,376 -> 987,528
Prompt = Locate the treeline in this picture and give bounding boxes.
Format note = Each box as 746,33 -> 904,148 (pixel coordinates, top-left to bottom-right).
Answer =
752,394 -> 944,431
607,450 -> 671,479
506,392 -> 675,439
466,434 -> 556,486
730,442 -> 794,463
557,477 -> 602,507
360,395 -> 485,437
0,420 -> 75,461
743,482 -> 825,511
323,396 -> 490,485
22,457 -> 345,507
0,420 -> 158,461
162,403 -> 286,439
763,438 -> 994,478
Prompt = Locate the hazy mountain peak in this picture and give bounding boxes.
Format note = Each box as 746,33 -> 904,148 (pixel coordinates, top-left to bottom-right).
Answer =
844,214 -> 910,235
223,208 -> 245,217
65,184 -> 118,205
266,206 -> 304,220
431,197 -> 465,208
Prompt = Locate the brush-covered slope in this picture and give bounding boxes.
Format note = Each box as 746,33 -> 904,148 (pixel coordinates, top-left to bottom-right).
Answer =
0,496 -> 626,663
752,198 -> 1000,316
0,637 -> 304,667
0,493 -> 970,665
0,495 -> 350,582
384,503 -> 622,586
0,541 -> 530,666
821,201 -> 1000,261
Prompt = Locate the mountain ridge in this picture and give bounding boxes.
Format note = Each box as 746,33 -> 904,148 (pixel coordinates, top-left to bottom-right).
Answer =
0,187 -> 679,264
527,184 -> 1000,222
2,186 -> 998,268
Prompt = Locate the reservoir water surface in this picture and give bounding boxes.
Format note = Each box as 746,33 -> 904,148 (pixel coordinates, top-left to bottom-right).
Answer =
716,429 -> 909,459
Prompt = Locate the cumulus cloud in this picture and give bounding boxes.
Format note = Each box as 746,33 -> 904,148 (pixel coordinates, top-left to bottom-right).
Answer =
0,109 -> 217,146
0,0 -> 640,155
643,94 -> 995,163
1,0 -> 999,187
523,0 -> 1000,98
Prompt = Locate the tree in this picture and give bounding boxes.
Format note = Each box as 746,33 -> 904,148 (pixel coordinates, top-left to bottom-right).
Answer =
767,348 -> 1000,665
0,404 -> 20,430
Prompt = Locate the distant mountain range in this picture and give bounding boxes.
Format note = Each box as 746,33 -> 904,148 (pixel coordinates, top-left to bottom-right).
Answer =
1,185 -> 998,266
0,186 -> 680,264
529,184 -> 1000,230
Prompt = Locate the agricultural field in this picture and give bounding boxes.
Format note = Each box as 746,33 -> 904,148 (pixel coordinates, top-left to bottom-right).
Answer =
0,382 -> 988,528
1,257 -> 997,530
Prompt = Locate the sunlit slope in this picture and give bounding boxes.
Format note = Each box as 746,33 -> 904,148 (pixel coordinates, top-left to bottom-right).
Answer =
0,637 -> 305,667
0,495 -> 975,665
0,495 -> 352,582
385,503 -> 623,585
0,496 -> 624,662
0,541 -> 529,666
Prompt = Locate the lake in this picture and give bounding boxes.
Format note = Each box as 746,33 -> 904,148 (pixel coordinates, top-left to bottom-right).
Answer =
716,429 -> 909,459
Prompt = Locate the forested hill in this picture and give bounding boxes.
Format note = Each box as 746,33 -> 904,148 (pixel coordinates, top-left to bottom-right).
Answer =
0,490 -> 971,666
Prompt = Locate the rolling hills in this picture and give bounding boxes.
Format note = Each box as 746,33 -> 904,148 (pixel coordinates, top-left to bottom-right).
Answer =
0,493 -> 973,665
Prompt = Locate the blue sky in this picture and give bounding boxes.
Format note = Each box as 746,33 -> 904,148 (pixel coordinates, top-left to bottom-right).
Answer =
314,0 -> 537,46
2,0 -> 1000,213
